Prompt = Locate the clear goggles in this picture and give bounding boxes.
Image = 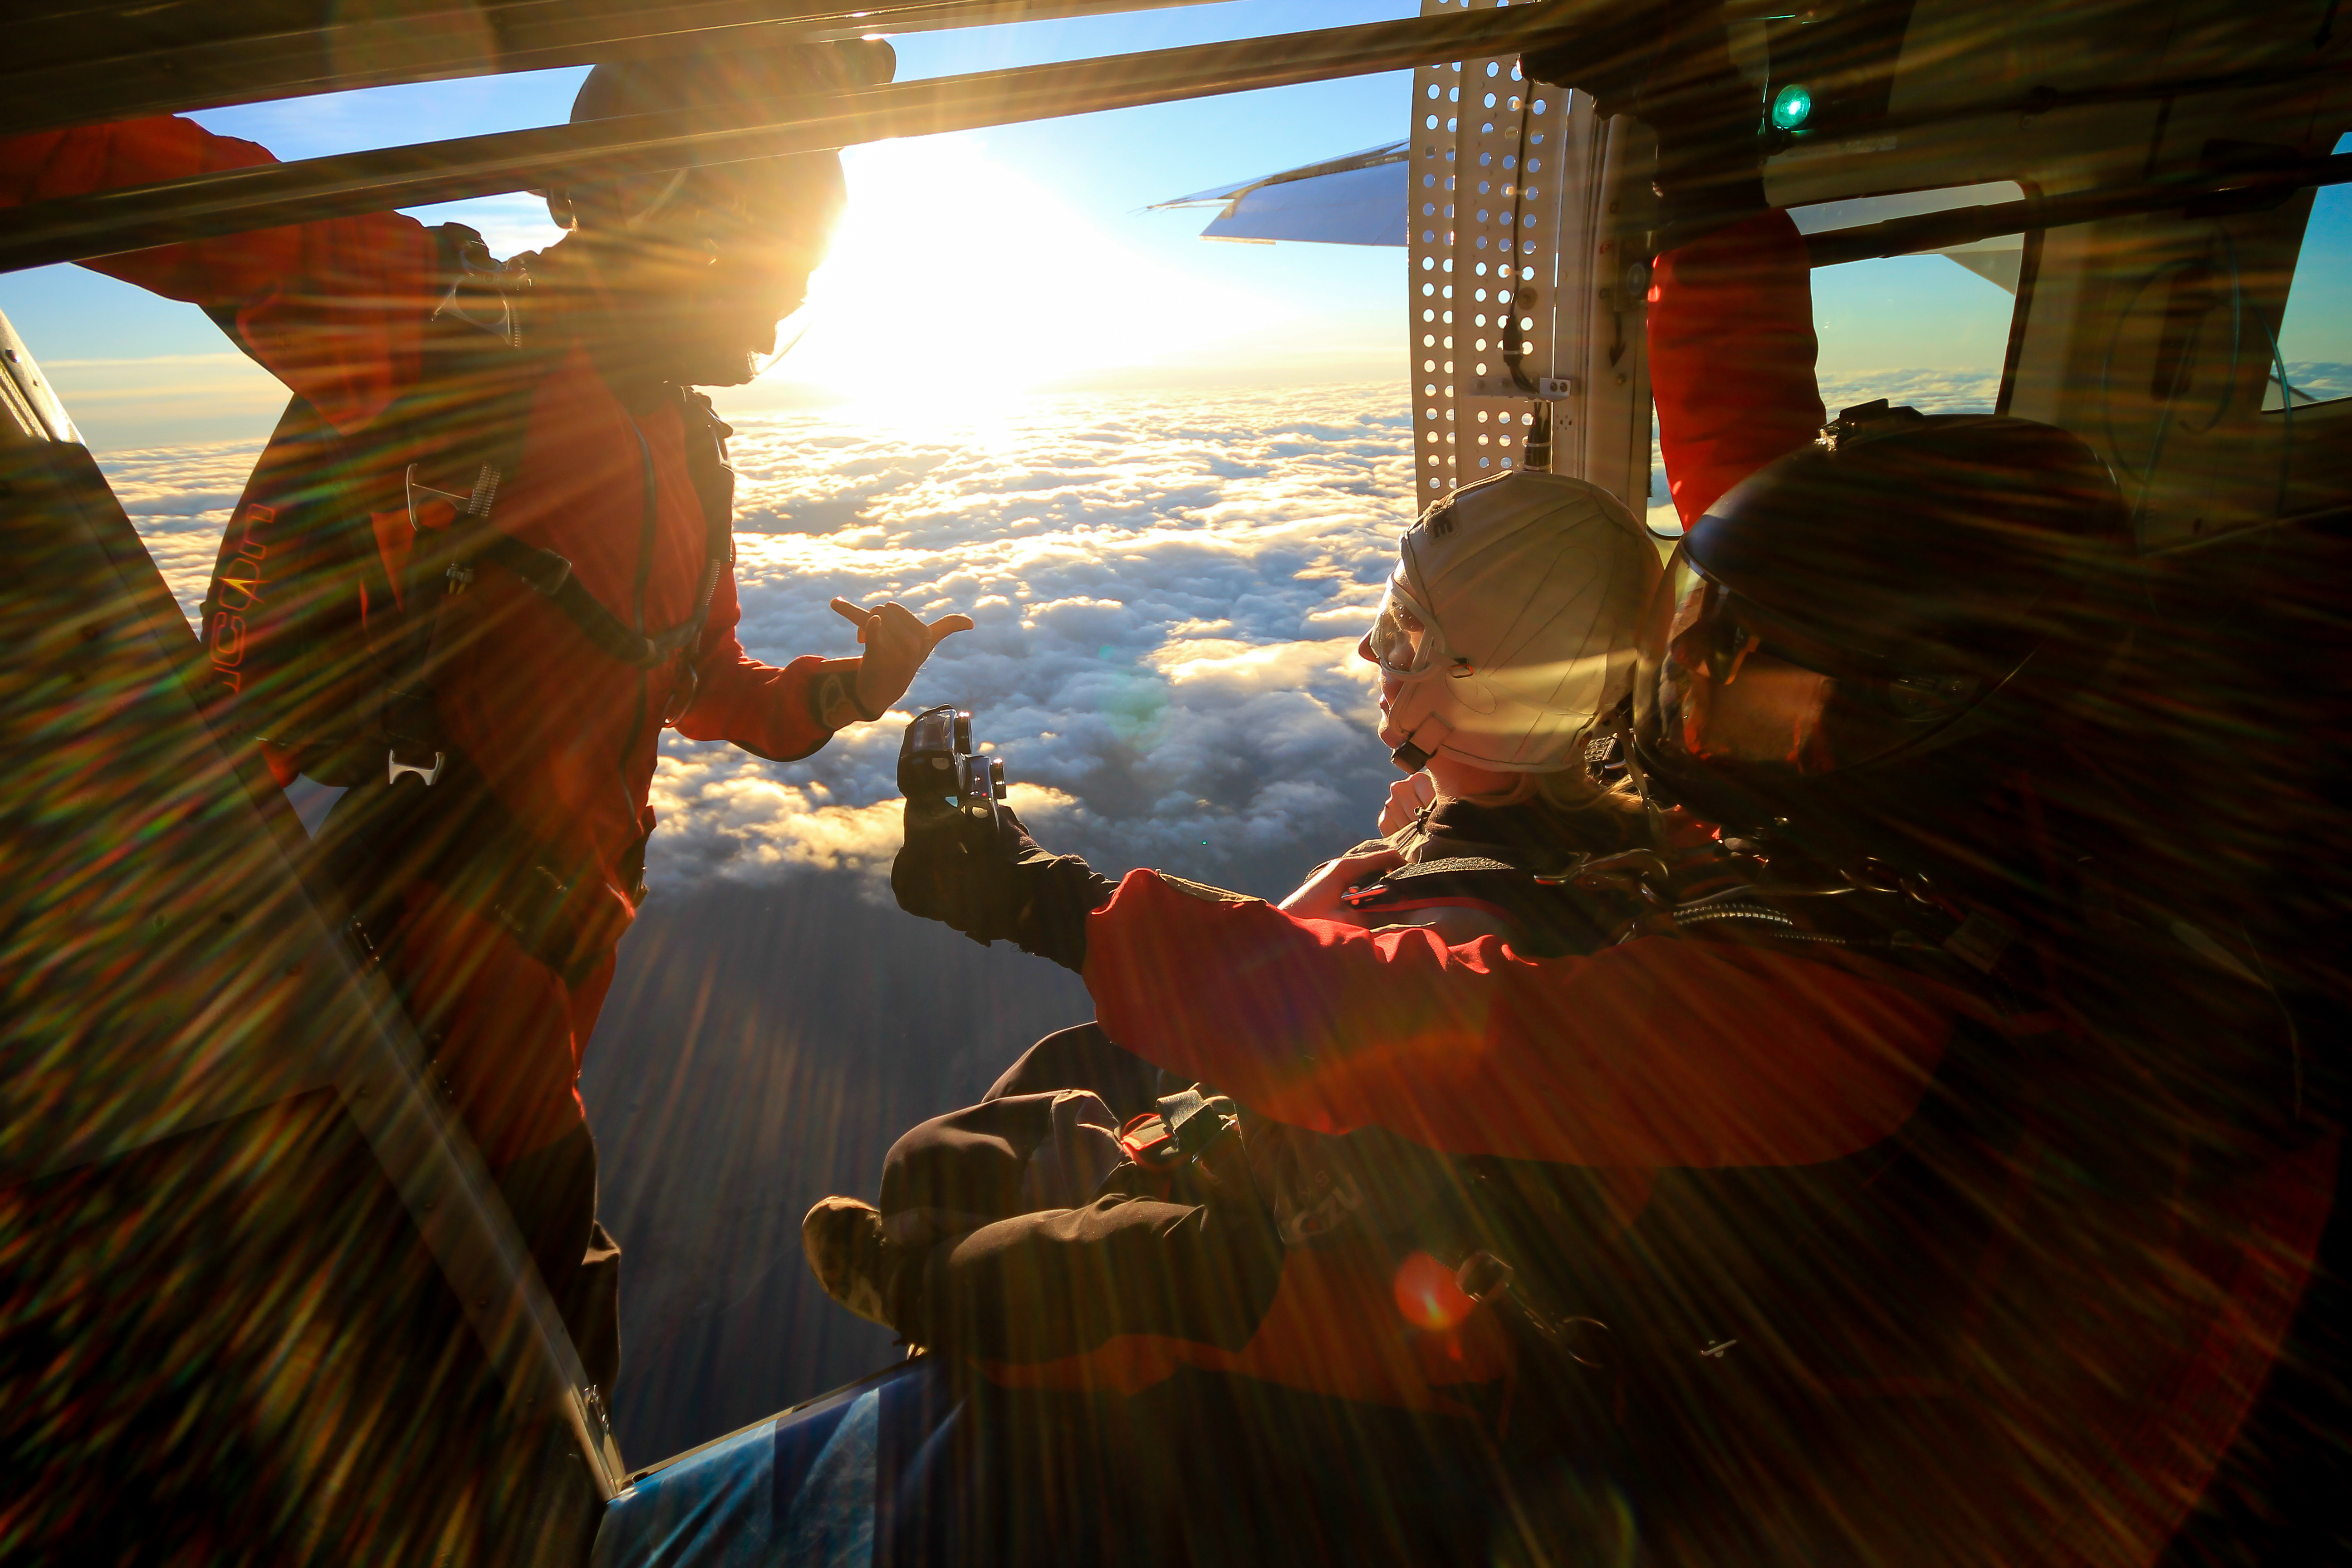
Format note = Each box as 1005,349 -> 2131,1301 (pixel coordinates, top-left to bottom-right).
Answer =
1366,579 -> 1448,681
1638,546 -> 1981,777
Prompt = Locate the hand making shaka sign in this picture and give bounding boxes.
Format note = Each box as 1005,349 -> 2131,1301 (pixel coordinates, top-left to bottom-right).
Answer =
818,596 -> 974,728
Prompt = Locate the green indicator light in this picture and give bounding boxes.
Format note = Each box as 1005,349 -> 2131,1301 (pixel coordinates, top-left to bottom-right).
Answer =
1770,83 -> 1813,131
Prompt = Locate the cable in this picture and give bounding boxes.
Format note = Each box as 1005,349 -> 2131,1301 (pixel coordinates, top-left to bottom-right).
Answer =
2095,227 -> 2298,541
2097,256 -> 2200,490
2219,230 -> 2295,520
2097,256 -> 2202,539
1501,78 -> 1542,400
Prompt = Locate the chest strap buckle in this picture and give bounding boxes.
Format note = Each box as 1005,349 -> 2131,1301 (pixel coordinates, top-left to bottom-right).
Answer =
388,747 -> 446,787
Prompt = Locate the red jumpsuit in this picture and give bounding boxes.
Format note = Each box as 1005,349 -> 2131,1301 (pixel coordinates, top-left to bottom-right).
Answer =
1,118 -> 845,1182
1066,214 -> 2335,1565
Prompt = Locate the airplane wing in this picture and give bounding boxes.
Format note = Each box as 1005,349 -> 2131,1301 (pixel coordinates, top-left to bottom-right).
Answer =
1148,152 -> 2029,290
1149,141 -> 1409,247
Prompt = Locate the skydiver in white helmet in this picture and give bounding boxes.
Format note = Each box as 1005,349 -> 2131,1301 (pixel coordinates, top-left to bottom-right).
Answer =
1291,465 -> 1666,932
1369,468 -> 1661,785
796,469 -> 1674,1565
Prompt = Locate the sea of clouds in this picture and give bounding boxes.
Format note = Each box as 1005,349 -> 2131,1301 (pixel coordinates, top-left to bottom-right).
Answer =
657,384 -> 1429,897
106,385 -> 1421,899
107,367 -> 2024,902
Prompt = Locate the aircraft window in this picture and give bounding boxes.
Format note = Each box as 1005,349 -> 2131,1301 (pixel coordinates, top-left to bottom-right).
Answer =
1646,182 -> 2026,539
1798,183 -> 2025,439
2264,131 -> 2352,411
1648,408 -> 1676,536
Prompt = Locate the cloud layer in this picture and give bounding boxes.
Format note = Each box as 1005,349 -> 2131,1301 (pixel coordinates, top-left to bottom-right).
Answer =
109,368 -> 2022,902
661,385 -> 1420,897
103,440 -> 261,627
106,387 -> 1422,901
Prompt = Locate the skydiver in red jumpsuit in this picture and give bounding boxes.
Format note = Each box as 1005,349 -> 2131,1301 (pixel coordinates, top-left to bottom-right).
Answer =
0,42 -> 970,1397
814,38 -> 2337,1568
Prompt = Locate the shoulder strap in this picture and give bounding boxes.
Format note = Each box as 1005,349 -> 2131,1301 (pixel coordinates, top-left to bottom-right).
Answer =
1337,853 -> 1640,956
441,389 -> 731,675
375,238 -> 743,780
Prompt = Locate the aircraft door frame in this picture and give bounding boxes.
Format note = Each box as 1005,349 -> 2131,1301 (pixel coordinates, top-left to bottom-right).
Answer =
1406,0 -> 1656,519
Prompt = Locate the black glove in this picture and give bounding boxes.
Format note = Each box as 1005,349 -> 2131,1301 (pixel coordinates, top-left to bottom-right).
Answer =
892,798 -> 1117,973
1522,5 -> 1769,245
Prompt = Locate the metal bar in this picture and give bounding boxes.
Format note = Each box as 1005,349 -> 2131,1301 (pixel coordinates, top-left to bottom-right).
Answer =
0,312 -> 78,444
1798,152 -> 2352,270
0,1 -> 1225,141
1860,56 -> 2352,140
0,1 -> 1591,274
772,0 -> 1228,38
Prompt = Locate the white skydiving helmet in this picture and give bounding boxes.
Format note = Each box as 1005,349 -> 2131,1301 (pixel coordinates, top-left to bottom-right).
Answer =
1367,470 -> 1663,772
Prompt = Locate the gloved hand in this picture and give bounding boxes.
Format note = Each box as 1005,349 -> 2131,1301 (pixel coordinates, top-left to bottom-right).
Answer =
892,797 -> 1117,972
817,598 -> 974,729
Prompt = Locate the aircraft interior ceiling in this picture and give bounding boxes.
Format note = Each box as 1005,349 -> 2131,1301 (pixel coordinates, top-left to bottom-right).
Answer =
0,0 -> 1230,134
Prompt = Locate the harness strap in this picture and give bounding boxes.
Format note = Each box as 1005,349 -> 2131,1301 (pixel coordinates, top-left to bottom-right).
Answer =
357,243 -> 739,975
321,747 -> 616,989
472,531 -> 710,669
462,384 -> 732,672
388,377 -> 735,784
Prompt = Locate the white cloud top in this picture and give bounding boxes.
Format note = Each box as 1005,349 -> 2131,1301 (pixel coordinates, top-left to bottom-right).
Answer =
108,371 -> 2011,899
672,385 -> 1417,895
111,385 -> 1421,899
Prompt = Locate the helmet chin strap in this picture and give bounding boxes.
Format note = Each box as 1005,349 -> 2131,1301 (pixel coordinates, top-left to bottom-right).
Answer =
1386,711 -> 1455,772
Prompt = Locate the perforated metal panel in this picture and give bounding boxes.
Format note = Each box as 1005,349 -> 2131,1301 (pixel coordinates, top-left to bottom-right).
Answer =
1408,0 -> 1656,515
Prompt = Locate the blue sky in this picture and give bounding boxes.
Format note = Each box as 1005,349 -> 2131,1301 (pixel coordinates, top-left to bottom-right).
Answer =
2278,132 -> 2352,368
0,1 -> 1431,446
12,1 -> 2328,451
6,0 -> 1433,351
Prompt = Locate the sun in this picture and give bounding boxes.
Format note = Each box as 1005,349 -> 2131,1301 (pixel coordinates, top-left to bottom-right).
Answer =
733,134 -> 1281,413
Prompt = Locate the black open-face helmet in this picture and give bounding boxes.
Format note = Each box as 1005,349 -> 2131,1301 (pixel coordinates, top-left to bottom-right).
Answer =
546,39 -> 894,246
1631,403 -> 2129,842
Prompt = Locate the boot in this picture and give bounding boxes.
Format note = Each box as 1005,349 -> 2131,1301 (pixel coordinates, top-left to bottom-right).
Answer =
802,1196 -> 903,1333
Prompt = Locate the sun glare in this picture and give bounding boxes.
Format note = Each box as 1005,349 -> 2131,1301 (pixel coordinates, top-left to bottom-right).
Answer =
744,136 -> 1282,412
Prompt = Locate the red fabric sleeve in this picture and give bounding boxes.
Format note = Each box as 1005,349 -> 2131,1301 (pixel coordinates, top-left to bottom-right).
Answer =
1083,870 -> 1951,1169
0,118 -> 440,434
670,565 -> 836,761
1648,208 -> 1825,526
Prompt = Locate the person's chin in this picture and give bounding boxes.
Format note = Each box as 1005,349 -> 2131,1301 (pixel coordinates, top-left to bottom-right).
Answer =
673,348 -> 762,388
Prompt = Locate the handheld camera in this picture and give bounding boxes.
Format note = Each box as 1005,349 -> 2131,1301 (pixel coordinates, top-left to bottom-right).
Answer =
899,705 -> 1006,835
